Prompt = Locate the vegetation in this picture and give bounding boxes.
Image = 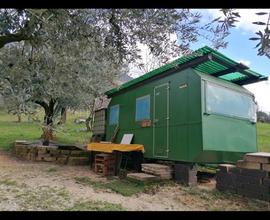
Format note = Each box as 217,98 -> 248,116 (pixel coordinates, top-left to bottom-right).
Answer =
65,200 -> 125,211
0,110 -> 91,151
74,176 -> 144,196
74,176 -> 164,197
257,122 -> 270,152
0,110 -> 269,152
178,185 -> 270,211
1,9 -> 269,144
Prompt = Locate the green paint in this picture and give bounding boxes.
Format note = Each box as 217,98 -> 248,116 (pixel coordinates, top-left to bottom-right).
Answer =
105,68 -> 258,164
153,83 -> 169,158
105,46 -> 267,97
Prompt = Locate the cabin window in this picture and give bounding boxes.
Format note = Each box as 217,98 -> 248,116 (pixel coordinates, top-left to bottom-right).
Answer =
109,105 -> 119,125
136,95 -> 150,121
205,82 -> 256,121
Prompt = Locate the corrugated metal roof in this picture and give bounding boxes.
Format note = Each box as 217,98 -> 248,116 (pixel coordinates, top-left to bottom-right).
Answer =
105,46 -> 268,97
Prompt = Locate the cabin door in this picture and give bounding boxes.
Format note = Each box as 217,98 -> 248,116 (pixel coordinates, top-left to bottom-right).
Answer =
153,83 -> 169,158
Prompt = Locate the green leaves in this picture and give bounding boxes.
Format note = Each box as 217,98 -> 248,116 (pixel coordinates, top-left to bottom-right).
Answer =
252,21 -> 267,25
249,37 -> 261,41
256,12 -> 269,16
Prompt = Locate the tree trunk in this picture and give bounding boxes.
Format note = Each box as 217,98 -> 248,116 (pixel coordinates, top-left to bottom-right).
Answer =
58,107 -> 67,125
85,116 -> 91,131
39,99 -> 55,145
17,114 -> 21,123
85,100 -> 96,132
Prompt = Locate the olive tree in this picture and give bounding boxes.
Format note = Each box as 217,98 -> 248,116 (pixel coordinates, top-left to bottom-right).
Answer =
0,9 -> 246,144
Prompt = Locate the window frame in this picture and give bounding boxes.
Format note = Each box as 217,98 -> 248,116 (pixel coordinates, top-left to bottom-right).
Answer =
135,94 -> 151,122
204,81 -> 256,122
109,104 -> 119,125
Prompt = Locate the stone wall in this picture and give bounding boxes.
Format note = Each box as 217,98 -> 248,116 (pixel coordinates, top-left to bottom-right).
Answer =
216,153 -> 270,202
14,140 -> 91,166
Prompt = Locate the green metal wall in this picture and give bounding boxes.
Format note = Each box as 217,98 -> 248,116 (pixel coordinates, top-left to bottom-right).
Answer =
105,68 -> 257,163
198,72 -> 257,163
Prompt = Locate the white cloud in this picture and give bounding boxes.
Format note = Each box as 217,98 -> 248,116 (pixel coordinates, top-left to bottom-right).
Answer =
128,33 -> 177,78
206,9 -> 270,33
244,79 -> 270,113
237,59 -> 251,67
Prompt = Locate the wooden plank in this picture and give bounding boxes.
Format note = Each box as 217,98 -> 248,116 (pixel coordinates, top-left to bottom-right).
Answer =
93,127 -> 105,134
93,126 -> 105,131
95,110 -> 106,117
236,160 -> 261,170
93,120 -> 106,127
244,152 -> 270,164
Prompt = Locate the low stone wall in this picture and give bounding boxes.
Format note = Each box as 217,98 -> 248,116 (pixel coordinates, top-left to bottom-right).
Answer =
216,164 -> 270,202
14,140 -> 91,166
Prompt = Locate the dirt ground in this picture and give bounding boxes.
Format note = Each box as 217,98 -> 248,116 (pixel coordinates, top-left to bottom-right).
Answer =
0,151 -> 269,211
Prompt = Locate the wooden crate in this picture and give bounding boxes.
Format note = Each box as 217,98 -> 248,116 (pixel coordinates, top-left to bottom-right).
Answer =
94,153 -> 116,176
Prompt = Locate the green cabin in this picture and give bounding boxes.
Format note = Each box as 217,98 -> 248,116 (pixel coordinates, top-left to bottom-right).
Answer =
102,46 -> 268,164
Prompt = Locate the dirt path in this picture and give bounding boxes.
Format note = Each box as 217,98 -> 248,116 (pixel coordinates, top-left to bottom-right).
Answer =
0,151 -> 269,211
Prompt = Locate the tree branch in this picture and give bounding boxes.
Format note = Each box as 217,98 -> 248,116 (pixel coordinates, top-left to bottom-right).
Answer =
34,100 -> 48,110
0,33 -> 31,49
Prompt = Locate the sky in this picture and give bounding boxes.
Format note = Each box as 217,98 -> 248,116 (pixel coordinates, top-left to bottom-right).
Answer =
190,9 -> 270,113
129,9 -> 270,113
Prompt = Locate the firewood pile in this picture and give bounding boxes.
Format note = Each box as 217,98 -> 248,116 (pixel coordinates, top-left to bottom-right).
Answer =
216,152 -> 270,202
14,140 -> 90,166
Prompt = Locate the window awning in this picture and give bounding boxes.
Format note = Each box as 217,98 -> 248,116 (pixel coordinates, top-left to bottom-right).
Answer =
106,46 -> 268,97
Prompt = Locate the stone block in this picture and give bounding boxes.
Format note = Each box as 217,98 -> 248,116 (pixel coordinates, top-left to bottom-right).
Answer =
70,150 -> 90,157
237,160 -> 261,170
262,164 -> 270,172
244,152 -> 270,164
239,168 -> 267,178
67,156 -> 89,166
218,164 -> 236,173
56,156 -> 68,165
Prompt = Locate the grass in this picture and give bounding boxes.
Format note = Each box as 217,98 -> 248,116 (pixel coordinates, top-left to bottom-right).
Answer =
14,186 -> 71,211
0,179 -> 18,186
74,176 -> 159,197
0,110 -> 269,152
257,122 -> 270,152
66,200 -> 126,211
0,110 -> 91,151
0,176 -> 124,211
178,185 -> 270,211
46,167 -> 58,173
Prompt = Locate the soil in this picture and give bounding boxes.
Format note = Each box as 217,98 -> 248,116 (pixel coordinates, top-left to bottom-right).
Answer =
0,151 -> 269,211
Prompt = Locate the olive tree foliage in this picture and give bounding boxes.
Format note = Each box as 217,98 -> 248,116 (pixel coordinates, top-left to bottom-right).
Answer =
0,8 -> 244,144
215,9 -> 270,59
0,9 -> 232,61
0,43 -> 38,122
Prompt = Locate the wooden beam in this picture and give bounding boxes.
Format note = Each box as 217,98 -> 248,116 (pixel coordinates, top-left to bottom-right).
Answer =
211,63 -> 249,77
234,76 -> 268,85
211,56 -> 253,78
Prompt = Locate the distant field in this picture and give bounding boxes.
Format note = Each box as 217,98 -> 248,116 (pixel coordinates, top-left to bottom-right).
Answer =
0,110 -> 91,151
257,122 -> 270,152
0,110 -> 269,152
